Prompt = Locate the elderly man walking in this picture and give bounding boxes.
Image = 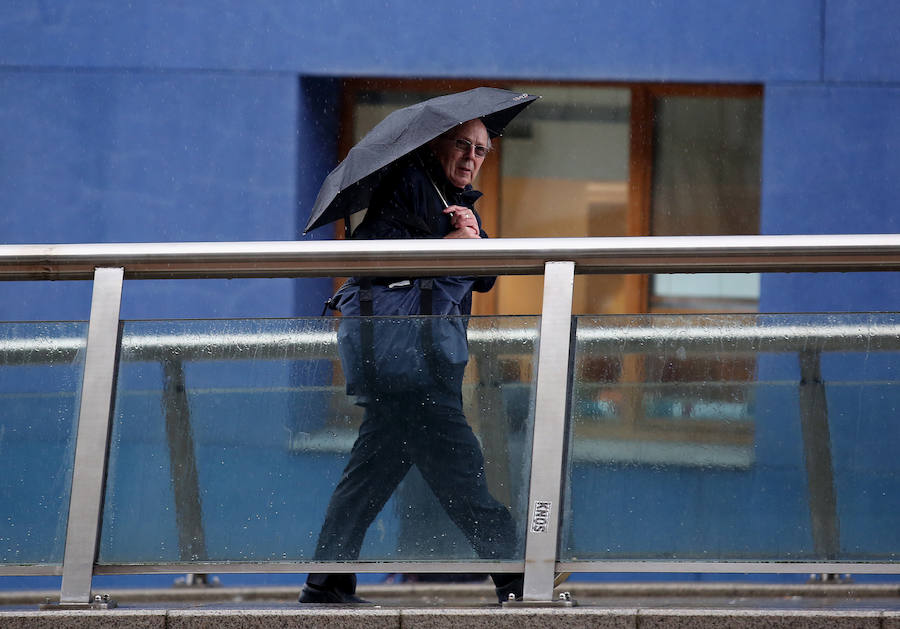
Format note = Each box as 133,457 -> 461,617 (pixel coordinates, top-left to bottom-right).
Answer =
301,117 -> 524,606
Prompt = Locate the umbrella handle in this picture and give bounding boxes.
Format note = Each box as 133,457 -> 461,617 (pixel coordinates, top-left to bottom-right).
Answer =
418,154 -> 449,209
431,178 -> 449,209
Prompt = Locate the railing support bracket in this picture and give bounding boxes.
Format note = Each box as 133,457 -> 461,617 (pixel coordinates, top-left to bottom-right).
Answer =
503,591 -> 578,607
40,594 -> 118,610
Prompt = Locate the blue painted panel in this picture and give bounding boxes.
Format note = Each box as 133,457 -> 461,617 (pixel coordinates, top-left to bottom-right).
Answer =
564,463 -> 814,560
0,282 -> 93,322
761,85 -> 900,235
562,384 -> 815,561
0,71 -> 297,242
0,71 -> 335,318
829,383 -> 900,557
120,279 -> 318,320
760,272 -> 900,314
759,85 -> 900,312
0,1 -> 821,82
0,322 -> 86,566
826,0 -> 900,83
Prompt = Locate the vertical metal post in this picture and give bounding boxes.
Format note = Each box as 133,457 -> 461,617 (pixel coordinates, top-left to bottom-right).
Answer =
476,352 -> 513,507
521,262 -> 575,601
798,349 -> 840,558
162,357 -> 208,562
58,268 -> 124,605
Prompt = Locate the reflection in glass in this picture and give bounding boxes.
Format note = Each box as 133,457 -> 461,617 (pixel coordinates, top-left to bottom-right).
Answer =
650,95 -> 763,313
499,85 -> 631,315
99,316 -> 536,565
562,313 -> 900,563
0,322 -> 86,566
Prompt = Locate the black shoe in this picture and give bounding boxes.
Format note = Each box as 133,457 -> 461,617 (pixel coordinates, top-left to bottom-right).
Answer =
299,583 -> 371,604
494,575 -> 524,604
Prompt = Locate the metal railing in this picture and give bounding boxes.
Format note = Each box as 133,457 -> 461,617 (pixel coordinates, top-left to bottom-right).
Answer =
3,234 -> 900,279
2,234 -> 900,606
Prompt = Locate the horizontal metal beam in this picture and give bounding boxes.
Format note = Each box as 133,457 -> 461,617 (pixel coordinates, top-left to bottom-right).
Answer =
8,559 -> 899,577
3,320 -> 899,365
575,320 -> 900,353
2,234 -> 900,280
557,561 -> 900,574
93,561 -> 525,575
90,560 -> 900,576
0,565 -> 62,576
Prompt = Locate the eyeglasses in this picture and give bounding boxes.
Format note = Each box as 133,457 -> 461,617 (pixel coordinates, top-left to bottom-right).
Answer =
447,137 -> 490,158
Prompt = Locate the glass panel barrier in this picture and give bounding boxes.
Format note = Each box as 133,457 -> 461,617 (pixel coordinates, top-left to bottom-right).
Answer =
561,313 -> 900,564
0,322 -> 87,567
98,316 -> 537,566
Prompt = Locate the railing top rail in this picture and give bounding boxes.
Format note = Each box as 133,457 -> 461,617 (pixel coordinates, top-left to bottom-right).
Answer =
2,234 -> 900,280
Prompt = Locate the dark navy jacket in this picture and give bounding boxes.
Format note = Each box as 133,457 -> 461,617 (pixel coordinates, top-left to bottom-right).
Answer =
352,149 -> 496,314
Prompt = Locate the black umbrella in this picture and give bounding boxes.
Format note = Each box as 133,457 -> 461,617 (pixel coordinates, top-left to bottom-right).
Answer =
303,87 -> 539,234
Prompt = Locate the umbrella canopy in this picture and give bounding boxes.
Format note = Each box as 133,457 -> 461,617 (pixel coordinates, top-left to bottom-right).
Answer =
304,87 -> 539,234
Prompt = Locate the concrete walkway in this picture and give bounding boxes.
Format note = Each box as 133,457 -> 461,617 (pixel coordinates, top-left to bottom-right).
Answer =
3,582 -> 900,628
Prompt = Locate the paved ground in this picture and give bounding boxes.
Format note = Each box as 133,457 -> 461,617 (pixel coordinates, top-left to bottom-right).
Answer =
3,582 -> 900,627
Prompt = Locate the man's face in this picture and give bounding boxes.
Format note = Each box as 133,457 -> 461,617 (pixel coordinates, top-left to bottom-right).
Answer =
432,119 -> 490,188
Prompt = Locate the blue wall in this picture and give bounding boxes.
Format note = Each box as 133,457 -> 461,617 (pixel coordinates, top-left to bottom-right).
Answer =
760,84 -> 900,312
0,69 -> 340,318
0,1 -> 821,80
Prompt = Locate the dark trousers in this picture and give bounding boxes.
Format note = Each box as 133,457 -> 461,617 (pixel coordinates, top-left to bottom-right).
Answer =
306,393 -> 519,593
